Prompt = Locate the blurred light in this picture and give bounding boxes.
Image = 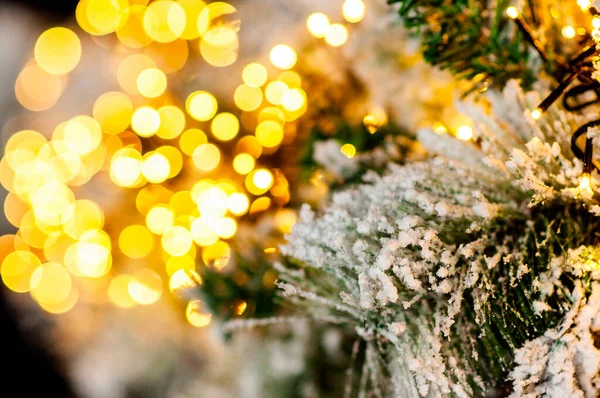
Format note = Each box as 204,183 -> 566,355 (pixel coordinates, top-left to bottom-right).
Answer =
143,0 -> 187,43
269,44 -> 297,70
277,71 -> 301,88
179,129 -> 208,156
162,226 -> 193,256
281,88 -> 305,111
433,122 -> 447,135
1,251 -> 40,293
211,112 -> 239,141
145,39 -> 189,73
234,84 -> 263,111
93,92 -> 133,134
132,107 -> 161,137
265,81 -> 288,105
128,268 -> 162,305
117,54 -> 156,95
178,0 -> 207,39
531,108 -> 542,120
15,64 -> 63,111
580,173 -> 593,194
146,205 -> 174,235
110,149 -> 142,187
363,110 -> 387,134
255,120 -> 284,148
307,13 -> 329,38
30,262 -> 72,304
156,145 -> 183,178
506,6 -> 519,19
190,217 -> 219,246
108,275 -> 137,309
242,63 -> 268,87
35,27 -> 81,75
343,0 -> 365,23
252,169 -> 273,189
579,0 -> 592,10
562,25 -> 576,39
156,105 -> 186,139
169,269 -> 202,293
137,68 -> 167,98
456,125 -> 473,141
166,255 -> 195,276
141,152 -> 171,183
325,24 -> 348,46
249,196 -> 271,214
233,153 -> 255,175
227,193 -> 249,215
82,0 -> 128,35
340,143 -> 356,158
236,135 -> 263,159
116,5 -> 152,48
186,91 -> 218,121
202,240 -> 230,268
119,225 -> 154,259
200,27 -> 239,67
275,209 -> 297,234
192,143 -> 221,172
215,217 -> 236,238
186,299 -> 212,327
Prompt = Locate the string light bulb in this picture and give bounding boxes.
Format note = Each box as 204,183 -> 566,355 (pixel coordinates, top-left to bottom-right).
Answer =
506,6 -> 519,19
562,26 -> 576,39
579,173 -> 593,194
456,125 -> 474,141
531,108 -> 542,120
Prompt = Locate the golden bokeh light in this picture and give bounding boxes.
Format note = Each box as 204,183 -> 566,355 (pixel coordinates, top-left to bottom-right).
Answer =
137,68 -> 168,98
190,217 -> 219,246
186,299 -> 212,327
242,63 -> 268,87
117,54 -> 157,95
340,143 -> 356,158
35,27 -> 81,75
215,217 -> 236,239
128,268 -> 163,305
456,125 -> 474,141
255,120 -> 284,148
265,81 -> 288,105
156,105 -> 186,139
270,44 -> 297,70
2,250 -> 40,293
156,145 -> 183,178
211,112 -> 239,141
141,152 -> 171,183
108,274 -> 137,309
132,107 -> 161,137
325,23 -> 348,47
186,91 -> 218,121
343,0 -> 366,23
162,226 -> 193,256
179,129 -> 207,156
15,64 -> 64,111
116,5 -> 152,48
30,262 -> 72,304
200,26 -> 239,67
233,153 -> 255,175
178,0 -> 207,39
307,13 -> 330,38
143,0 -> 187,43
119,225 -> 154,259
202,240 -> 231,268
281,88 -> 305,111
169,268 -> 202,293
227,192 -> 249,215
234,84 -> 263,111
146,205 -> 174,235
110,148 -> 143,187
166,255 -> 195,276
192,143 -> 221,172
93,92 -> 133,134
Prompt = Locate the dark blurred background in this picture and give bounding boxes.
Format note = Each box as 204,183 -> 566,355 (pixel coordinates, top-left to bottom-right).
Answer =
1,1 -> 77,396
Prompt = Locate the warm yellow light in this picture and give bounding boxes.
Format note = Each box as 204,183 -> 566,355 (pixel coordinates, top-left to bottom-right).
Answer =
233,153 -> 255,175
116,5 -> 152,49
137,68 -> 167,98
456,125 -> 474,141
2,251 -> 40,293
156,105 -> 186,139
110,150 -> 142,187
234,84 -> 263,111
63,117 -> 102,155
227,193 -> 249,215
93,92 -> 133,134
506,6 -> 519,19
108,275 -> 137,309
253,169 -> 274,189
343,0 -> 365,23
162,226 -> 193,256
255,120 -> 284,148
211,112 -> 239,141
15,64 -> 63,111
562,26 -> 576,39
186,91 -> 218,121
215,217 -> 237,239
79,0 -> 128,35
200,27 -> 239,67
531,108 -> 542,120
186,299 -> 212,327
593,17 -> 600,29
117,54 -> 156,95
325,24 -> 348,47
169,269 -> 202,293
35,27 -> 81,75
578,0 -> 592,11
307,13 -> 330,38
242,63 -> 268,87
178,0 -> 207,39
166,255 -> 195,276
281,88 -> 305,111
265,81 -> 289,106
132,107 -> 161,137
201,240 -> 231,268
179,129 -> 207,156
192,143 -> 221,172
128,268 -> 162,305
119,225 -> 154,259
143,0 -> 187,43
433,122 -> 447,135
580,173 -> 593,193
340,143 -> 356,158
146,205 -> 174,235
141,152 -> 171,183
30,262 -> 72,304
269,44 -> 297,70
190,217 -> 219,247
